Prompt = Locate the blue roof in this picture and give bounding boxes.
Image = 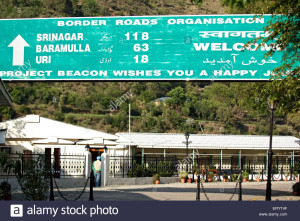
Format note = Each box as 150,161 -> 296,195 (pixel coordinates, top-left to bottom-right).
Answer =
154,97 -> 170,102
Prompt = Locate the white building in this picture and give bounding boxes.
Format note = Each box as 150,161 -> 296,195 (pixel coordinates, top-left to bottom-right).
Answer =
115,133 -> 300,173
0,115 -> 118,178
0,114 -> 117,158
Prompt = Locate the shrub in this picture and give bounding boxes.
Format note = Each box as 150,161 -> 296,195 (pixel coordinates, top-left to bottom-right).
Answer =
242,171 -> 249,181
208,171 -> 214,179
157,161 -> 173,177
232,174 -> 239,182
152,174 -> 160,184
179,172 -> 188,179
292,182 -> 300,196
127,162 -> 147,177
0,181 -> 11,195
15,155 -> 50,200
127,161 -> 174,177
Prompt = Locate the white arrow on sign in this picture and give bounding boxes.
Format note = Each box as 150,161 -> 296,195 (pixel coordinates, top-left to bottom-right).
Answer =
8,35 -> 29,66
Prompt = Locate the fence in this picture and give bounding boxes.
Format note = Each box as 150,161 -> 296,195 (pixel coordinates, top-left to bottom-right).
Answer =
196,157 -> 300,175
0,153 -> 86,179
109,156 -> 184,178
109,155 -> 300,179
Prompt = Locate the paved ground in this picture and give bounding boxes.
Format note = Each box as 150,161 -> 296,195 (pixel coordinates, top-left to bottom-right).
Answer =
11,181 -> 300,201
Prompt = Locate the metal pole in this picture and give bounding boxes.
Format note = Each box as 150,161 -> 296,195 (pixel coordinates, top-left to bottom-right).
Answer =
122,156 -> 125,178
205,168 -> 208,182
89,170 -> 94,201
220,149 -> 222,170
113,158 -> 115,178
266,107 -> 274,201
238,150 -> 241,170
129,103 -> 131,168
156,157 -> 158,174
192,149 -> 195,169
239,171 -> 242,201
290,162 -> 293,181
186,140 -> 188,172
49,170 -> 55,201
196,174 -> 200,201
131,155 -> 134,177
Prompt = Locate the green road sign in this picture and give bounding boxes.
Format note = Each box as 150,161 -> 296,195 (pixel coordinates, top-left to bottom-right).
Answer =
0,15 -> 287,81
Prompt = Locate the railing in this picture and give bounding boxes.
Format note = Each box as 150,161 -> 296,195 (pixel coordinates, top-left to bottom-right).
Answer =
109,155 -> 300,179
0,153 -> 86,179
109,156 -> 182,178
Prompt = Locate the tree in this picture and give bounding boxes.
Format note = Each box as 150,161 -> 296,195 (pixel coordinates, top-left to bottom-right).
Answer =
222,0 -> 299,131
167,86 -> 186,110
223,0 -> 300,79
191,0 -> 203,6
64,0 -> 74,16
74,5 -> 84,17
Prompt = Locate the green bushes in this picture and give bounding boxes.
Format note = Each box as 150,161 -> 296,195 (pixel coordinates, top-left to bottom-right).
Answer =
231,174 -> 239,182
15,155 -> 50,200
152,174 -> 160,184
292,182 -> 300,196
242,171 -> 249,181
127,161 -> 174,177
0,181 -> 11,200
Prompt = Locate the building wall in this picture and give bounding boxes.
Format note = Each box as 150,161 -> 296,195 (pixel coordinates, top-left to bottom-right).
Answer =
5,140 -> 87,154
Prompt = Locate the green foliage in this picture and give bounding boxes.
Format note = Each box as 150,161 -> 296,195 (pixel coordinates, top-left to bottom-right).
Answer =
15,155 -> 50,200
157,161 -> 173,177
223,0 -> 300,79
167,86 -> 186,109
74,5 -> 84,17
18,104 -> 31,114
292,182 -> 300,196
64,0 -> 74,16
128,161 -> 174,177
65,114 -> 77,124
0,106 -> 16,121
127,162 -> 148,177
179,171 -> 188,179
222,0 -> 249,8
231,173 -> 239,181
152,173 -> 160,184
191,0 -> 203,6
82,0 -> 109,16
0,181 -> 11,195
242,171 -> 249,180
0,152 -> 15,181
208,171 -> 214,179
3,80 -> 298,136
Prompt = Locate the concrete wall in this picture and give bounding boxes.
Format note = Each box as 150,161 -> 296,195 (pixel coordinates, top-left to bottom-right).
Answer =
106,177 -> 179,186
